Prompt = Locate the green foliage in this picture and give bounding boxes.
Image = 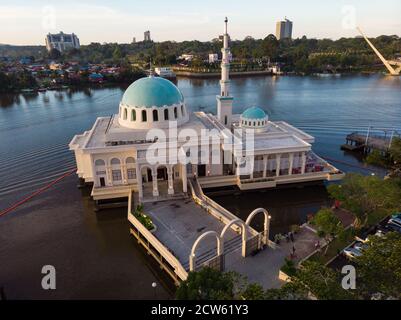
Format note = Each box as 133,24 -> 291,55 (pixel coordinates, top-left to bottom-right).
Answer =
2,34 -> 400,74
365,150 -> 391,168
0,70 -> 38,92
241,283 -> 265,300
294,261 -> 355,300
313,208 -> 344,238
280,258 -> 297,277
328,173 -> 401,227
354,232 -> 401,299
264,282 -> 309,300
133,204 -> 154,231
175,268 -> 246,300
389,137 -> 401,165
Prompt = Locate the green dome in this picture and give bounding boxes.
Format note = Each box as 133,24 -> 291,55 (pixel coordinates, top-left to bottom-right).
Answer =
121,77 -> 184,108
241,107 -> 267,119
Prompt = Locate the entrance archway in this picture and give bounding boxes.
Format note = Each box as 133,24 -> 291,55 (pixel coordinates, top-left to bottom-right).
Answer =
245,208 -> 271,246
189,231 -> 222,271
220,219 -> 247,257
156,165 -> 169,196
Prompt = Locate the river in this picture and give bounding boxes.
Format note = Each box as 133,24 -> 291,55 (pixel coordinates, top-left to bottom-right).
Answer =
0,75 -> 400,298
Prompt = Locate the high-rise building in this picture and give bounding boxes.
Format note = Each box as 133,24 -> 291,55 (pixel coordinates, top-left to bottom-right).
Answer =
275,18 -> 293,40
132,37 -> 136,44
144,31 -> 151,42
45,32 -> 80,52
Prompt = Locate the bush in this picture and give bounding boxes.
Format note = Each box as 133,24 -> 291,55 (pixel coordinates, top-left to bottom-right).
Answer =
133,204 -> 154,231
280,258 -> 297,277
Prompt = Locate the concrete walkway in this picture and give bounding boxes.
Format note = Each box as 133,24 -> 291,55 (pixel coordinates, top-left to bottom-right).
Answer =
224,226 -> 321,289
144,199 -> 238,268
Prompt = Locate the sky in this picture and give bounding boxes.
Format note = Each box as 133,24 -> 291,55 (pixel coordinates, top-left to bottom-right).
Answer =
0,0 -> 400,45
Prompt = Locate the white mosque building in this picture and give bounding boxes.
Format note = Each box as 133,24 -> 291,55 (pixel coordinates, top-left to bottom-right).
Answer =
69,18 -> 343,205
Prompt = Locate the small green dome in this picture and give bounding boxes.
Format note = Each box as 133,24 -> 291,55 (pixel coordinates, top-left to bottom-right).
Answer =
122,77 -> 184,108
241,107 -> 267,119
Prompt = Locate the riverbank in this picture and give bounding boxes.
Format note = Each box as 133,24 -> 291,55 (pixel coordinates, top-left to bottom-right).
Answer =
174,69 -> 274,78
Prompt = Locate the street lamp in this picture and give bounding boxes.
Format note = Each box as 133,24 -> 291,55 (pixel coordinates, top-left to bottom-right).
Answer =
152,282 -> 157,299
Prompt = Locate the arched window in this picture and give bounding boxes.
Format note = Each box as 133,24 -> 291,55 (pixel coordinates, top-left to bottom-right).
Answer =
142,110 -> 147,122
253,121 -> 256,126
153,109 -> 158,122
181,105 -> 185,116
123,108 -> 127,120
131,110 -> 136,121
164,109 -> 169,120
174,107 -> 177,119
126,157 -> 136,180
110,158 -> 121,165
224,115 -> 228,125
95,159 -> 105,166
258,121 -> 260,126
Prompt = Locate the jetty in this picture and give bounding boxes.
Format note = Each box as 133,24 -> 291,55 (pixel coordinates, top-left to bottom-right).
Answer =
341,129 -> 399,154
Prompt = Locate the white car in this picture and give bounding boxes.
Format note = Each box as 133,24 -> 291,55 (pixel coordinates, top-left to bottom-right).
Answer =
343,247 -> 363,259
388,213 -> 401,227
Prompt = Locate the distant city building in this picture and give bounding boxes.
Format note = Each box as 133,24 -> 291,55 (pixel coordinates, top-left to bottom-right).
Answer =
208,53 -> 219,63
275,18 -> 293,40
144,31 -> 151,42
45,31 -> 80,52
132,37 -> 136,44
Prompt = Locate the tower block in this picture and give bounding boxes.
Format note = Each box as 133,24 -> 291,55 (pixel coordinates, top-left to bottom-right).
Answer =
217,17 -> 233,127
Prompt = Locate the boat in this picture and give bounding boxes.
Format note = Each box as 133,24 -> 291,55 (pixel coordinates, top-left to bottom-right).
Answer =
154,67 -> 176,79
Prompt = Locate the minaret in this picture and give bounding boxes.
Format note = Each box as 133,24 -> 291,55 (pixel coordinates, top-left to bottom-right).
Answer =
216,17 -> 233,127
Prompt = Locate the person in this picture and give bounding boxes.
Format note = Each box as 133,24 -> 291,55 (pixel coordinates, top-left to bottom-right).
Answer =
290,232 -> 295,242
292,245 -> 296,257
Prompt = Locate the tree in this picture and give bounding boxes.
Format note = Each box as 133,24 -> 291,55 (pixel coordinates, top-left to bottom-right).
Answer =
389,137 -> 401,165
328,173 -> 401,228
48,48 -> 61,60
312,208 -> 344,254
354,232 -> 401,299
264,282 -> 309,300
175,268 -> 246,300
293,261 -> 355,300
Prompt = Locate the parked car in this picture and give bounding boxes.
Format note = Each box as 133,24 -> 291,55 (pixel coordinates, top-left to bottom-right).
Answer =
353,241 -> 369,251
386,222 -> 401,234
343,247 -> 363,259
388,213 -> 401,227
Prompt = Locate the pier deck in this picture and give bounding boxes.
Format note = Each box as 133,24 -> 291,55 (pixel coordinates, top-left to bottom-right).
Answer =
342,132 -> 392,153
143,199 -> 238,268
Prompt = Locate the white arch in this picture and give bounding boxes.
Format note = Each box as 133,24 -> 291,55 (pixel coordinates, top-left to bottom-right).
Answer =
220,218 -> 247,257
245,208 -> 271,246
189,231 -> 222,271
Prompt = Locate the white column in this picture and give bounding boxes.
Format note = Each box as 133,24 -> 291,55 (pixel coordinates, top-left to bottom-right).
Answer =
106,166 -> 112,186
167,167 -> 174,195
289,153 -> 294,176
138,177 -> 143,199
152,172 -> 159,197
275,154 -> 281,177
121,164 -> 128,184
182,164 -> 187,193
301,152 -> 306,174
250,156 -> 254,180
263,155 -> 268,178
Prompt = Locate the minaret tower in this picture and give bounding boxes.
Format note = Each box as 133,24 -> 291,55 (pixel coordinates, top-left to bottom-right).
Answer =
216,17 -> 233,127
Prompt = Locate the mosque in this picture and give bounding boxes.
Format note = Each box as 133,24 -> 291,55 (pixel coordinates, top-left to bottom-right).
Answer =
69,18 -> 344,206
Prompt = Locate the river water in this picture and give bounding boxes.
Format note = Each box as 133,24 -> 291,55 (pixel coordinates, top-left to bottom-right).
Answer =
0,75 -> 400,299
